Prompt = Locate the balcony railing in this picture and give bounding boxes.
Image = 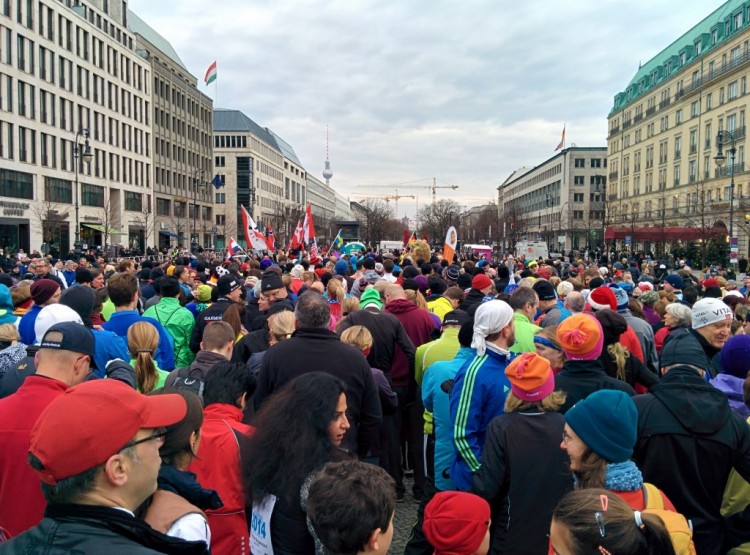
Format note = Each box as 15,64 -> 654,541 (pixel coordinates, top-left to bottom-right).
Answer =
659,99 -> 671,109
715,162 -> 747,177
608,171 -> 618,180
646,106 -> 656,116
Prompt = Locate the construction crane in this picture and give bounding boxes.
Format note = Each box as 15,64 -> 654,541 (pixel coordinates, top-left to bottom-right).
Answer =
356,192 -> 416,216
355,178 -> 460,213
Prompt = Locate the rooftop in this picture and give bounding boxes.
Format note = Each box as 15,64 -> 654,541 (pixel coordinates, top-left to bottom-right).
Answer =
127,10 -> 188,73
269,129 -> 305,168
611,0 -> 746,114
213,109 -> 281,152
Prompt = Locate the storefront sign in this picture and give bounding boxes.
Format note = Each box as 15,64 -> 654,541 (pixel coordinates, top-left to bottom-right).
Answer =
0,201 -> 30,217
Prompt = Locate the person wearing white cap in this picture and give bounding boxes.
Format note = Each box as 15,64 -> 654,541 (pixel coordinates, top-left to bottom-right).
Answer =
449,300 -> 516,491
689,297 -> 733,378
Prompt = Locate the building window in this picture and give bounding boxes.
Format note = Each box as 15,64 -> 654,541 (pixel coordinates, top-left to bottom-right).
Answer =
574,158 -> 585,168
124,191 -> 141,212
0,168 -> 33,199
729,81 -> 738,100
81,183 -> 103,207
573,176 -> 584,185
573,193 -> 584,202
591,159 -> 602,168
215,192 -> 225,203
156,197 -> 170,216
174,200 -> 185,218
44,176 -> 72,203
215,155 -> 225,167
573,210 -> 584,220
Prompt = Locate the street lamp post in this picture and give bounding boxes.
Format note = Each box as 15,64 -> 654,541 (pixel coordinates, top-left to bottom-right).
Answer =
192,169 -> 206,250
73,128 -> 93,254
594,175 -> 607,259
715,130 -> 737,267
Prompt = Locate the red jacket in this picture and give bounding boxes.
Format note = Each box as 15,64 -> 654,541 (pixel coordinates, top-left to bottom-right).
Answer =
385,299 -> 438,387
190,404 -> 254,555
0,375 -> 68,537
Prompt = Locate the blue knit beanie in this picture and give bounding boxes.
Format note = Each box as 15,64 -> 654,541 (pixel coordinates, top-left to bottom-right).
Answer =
609,284 -> 629,312
565,390 -> 637,463
334,259 -> 349,276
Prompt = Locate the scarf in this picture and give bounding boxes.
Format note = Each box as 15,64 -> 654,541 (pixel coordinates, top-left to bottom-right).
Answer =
604,460 -> 643,492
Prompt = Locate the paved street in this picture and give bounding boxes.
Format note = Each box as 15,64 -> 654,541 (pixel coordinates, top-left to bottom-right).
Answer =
390,478 -> 420,554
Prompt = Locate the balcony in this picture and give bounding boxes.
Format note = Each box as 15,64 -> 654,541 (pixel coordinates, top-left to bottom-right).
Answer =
608,125 -> 620,137
674,150 -> 681,160
715,162 -> 747,177
608,171 -> 618,180
634,113 -> 643,123
674,178 -> 680,186
622,119 -> 633,129
659,98 -> 671,109
646,106 -> 656,116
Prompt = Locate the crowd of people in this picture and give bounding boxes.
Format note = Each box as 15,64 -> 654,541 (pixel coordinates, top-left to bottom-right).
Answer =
0,244 -> 749,554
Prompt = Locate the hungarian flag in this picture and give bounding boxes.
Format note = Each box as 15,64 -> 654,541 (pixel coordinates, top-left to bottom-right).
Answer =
303,204 -> 316,244
240,205 -> 267,251
204,61 -> 217,86
290,219 -> 304,249
266,224 -> 276,251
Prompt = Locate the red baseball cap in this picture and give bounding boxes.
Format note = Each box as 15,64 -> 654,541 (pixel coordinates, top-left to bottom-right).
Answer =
30,379 -> 187,485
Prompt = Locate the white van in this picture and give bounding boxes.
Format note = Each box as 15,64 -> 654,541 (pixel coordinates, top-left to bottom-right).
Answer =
379,241 -> 404,252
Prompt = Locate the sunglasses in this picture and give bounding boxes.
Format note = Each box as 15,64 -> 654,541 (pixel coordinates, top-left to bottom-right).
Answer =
120,427 -> 168,451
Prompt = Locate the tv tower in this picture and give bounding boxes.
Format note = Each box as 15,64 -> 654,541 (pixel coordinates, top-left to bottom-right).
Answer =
322,125 -> 333,186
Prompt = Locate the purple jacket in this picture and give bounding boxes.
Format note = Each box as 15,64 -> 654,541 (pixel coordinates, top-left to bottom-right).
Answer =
710,374 -> 750,419
642,305 -> 661,327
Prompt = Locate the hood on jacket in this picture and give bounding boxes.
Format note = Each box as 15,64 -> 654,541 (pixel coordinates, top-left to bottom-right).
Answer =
651,366 -> 732,435
385,298 -> 419,315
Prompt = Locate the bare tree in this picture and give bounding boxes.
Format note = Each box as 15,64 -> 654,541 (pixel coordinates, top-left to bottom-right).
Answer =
97,197 -> 120,253
474,203 -> 499,244
416,199 -> 461,245
31,200 -> 69,254
357,199 -> 396,244
500,202 -> 529,249
133,198 -> 155,250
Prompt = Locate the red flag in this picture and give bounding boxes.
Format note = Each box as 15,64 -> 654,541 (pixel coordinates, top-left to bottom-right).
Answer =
310,238 -> 320,264
303,204 -> 316,244
554,125 -> 565,151
422,232 -> 429,243
266,224 -> 276,251
403,229 -> 411,247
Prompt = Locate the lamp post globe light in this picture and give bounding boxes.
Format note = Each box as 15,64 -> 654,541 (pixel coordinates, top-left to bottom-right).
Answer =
715,130 -> 737,267
73,128 -> 93,254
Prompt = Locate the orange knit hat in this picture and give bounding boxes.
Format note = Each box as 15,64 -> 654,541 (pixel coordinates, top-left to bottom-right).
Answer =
504,352 -> 554,402
556,314 -> 603,360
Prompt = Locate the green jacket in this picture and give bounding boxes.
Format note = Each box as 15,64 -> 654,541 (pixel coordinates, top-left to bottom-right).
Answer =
509,312 -> 541,354
143,297 -> 196,368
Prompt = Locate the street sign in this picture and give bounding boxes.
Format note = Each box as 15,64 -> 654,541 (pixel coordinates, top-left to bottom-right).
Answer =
625,235 -> 632,245
212,226 -> 218,234
730,236 -> 739,252
731,251 -> 739,263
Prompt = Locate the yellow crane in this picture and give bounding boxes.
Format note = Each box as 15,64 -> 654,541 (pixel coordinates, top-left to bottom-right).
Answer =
356,192 -> 416,216
355,178 -> 459,215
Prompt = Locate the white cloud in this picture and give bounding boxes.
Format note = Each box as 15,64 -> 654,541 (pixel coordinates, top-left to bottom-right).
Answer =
128,0 -> 721,216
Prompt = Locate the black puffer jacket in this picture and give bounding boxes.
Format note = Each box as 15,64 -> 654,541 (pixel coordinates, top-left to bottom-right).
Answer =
554,359 -> 636,413
1,504 -> 208,554
633,366 -> 750,555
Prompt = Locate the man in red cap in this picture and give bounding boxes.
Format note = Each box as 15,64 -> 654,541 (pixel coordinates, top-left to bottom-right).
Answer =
460,273 -> 494,314
1,379 -> 207,553
0,322 -> 98,537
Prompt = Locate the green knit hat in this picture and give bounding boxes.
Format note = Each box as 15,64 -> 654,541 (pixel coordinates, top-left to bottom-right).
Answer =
359,287 -> 383,310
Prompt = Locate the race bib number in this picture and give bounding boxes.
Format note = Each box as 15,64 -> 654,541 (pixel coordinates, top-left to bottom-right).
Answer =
250,494 -> 277,555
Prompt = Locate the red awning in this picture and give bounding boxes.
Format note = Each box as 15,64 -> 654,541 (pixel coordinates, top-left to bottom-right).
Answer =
604,225 -> 725,241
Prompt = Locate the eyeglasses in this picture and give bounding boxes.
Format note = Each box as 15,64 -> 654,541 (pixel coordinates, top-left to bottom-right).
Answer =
120,427 -> 167,451
561,430 -> 574,444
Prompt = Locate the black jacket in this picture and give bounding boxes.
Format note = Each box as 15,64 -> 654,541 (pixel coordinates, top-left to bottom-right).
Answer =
473,410 -> 573,555
254,327 -> 383,458
690,328 -> 724,378
189,297 -> 235,352
336,307 -> 415,377
554,359 -> 636,413
1,504 -> 208,554
231,328 -> 268,364
460,288 -> 486,314
633,366 -> 750,555
599,348 -> 660,390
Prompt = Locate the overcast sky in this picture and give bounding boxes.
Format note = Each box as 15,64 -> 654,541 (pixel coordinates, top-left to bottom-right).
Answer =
129,0 -> 722,219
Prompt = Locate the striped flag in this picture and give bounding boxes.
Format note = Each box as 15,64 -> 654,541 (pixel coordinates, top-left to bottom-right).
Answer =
240,205 -> 267,251
310,238 -> 320,263
204,61 -> 217,86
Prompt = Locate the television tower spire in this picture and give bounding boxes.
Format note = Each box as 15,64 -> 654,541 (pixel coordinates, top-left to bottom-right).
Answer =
322,125 -> 333,186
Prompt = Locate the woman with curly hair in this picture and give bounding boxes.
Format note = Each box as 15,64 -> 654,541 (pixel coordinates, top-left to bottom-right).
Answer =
244,372 -> 352,554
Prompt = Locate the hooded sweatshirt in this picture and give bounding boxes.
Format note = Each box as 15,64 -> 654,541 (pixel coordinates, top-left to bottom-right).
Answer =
384,299 -> 438,387
633,366 -> 750,555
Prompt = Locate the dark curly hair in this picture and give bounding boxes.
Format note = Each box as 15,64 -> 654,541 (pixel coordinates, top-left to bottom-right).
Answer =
244,372 -> 350,505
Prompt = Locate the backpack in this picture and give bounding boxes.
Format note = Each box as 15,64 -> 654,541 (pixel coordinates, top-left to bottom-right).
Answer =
168,366 -> 205,400
642,482 -> 697,555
